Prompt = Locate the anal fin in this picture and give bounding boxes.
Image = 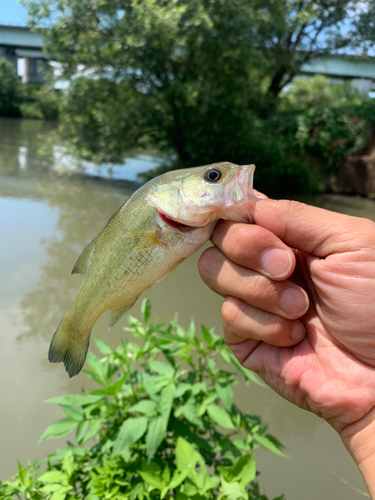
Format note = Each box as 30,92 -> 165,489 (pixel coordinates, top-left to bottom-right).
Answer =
108,302 -> 136,331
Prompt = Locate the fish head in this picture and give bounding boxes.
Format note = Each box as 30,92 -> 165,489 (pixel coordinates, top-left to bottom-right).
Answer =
146,161 -> 258,227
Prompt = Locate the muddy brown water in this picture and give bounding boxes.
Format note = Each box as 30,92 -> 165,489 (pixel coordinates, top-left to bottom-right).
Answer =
0,117 -> 373,499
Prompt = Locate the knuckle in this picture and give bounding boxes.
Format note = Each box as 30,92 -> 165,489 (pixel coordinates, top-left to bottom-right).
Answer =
246,274 -> 272,300
265,317 -> 293,345
221,297 -> 242,327
198,247 -> 221,280
225,224 -> 254,260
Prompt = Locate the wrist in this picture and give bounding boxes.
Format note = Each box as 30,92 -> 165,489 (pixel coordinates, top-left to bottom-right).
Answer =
340,408 -> 375,498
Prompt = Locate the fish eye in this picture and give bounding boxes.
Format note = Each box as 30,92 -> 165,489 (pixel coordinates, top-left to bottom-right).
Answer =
204,169 -> 222,183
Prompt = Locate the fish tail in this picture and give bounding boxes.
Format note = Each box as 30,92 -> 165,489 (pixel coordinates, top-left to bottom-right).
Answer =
48,315 -> 91,378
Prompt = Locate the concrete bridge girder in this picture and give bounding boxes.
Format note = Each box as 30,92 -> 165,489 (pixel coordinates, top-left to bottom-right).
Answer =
0,24 -> 48,83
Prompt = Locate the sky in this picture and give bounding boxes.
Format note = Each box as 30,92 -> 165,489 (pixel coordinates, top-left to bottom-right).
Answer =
0,0 -> 29,26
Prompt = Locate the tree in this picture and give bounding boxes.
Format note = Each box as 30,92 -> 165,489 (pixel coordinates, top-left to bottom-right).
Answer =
0,58 -> 21,117
22,0 -> 375,169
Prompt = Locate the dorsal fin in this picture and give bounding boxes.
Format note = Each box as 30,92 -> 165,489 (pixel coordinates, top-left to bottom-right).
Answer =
71,239 -> 96,275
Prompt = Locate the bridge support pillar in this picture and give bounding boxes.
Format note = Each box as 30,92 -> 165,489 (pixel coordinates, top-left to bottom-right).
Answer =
22,58 -> 49,84
0,46 -> 18,73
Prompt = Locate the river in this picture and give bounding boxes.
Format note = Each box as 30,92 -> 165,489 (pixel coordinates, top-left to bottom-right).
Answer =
0,117 -> 373,499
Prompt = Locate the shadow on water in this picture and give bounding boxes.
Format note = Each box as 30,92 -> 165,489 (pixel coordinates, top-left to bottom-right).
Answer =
0,117 -> 373,499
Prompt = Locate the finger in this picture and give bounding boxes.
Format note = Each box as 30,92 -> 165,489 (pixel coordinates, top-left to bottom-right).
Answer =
248,199 -> 375,257
199,247 -> 309,319
222,296 -> 306,348
210,221 -> 295,280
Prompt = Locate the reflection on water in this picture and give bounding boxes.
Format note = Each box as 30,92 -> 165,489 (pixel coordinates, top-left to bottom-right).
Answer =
0,117 -> 164,182
0,118 -> 372,499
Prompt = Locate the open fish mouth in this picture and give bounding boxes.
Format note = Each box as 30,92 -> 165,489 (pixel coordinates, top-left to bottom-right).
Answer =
158,211 -> 198,233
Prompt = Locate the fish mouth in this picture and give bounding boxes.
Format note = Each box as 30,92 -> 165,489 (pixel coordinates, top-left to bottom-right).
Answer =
158,211 -> 197,233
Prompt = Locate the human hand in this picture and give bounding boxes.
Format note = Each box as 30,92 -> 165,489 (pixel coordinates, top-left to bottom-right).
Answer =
198,199 -> 375,495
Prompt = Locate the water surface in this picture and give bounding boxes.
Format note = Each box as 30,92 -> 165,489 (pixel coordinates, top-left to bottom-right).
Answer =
0,118 -> 372,499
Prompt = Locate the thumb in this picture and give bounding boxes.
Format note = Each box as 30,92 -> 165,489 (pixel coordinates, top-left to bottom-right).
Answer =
249,199 -> 374,257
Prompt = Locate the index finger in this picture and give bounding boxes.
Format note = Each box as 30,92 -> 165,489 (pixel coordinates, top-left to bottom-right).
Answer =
211,221 -> 295,280
248,199 -> 375,257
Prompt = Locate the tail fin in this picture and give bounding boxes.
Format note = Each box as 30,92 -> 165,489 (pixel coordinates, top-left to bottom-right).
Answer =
48,316 -> 90,378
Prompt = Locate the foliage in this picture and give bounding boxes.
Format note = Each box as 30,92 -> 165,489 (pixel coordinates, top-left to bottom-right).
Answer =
281,75 -> 371,110
21,0 -> 375,186
0,57 -> 60,120
19,84 -> 61,120
0,299 -> 285,500
0,58 -> 22,117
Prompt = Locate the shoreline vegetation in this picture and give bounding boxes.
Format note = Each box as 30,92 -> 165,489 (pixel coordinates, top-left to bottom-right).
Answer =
0,300 -> 286,500
2,53 -> 375,196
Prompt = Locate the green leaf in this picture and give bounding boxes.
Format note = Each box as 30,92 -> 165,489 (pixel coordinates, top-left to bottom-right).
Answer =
148,360 -> 174,378
138,470 -> 163,489
17,462 -> 30,487
219,477 -> 247,499
62,451 -> 76,477
218,455 -> 256,487
230,355 -> 264,386
141,298 -> 152,323
175,383 -> 191,398
254,434 -> 287,457
146,416 -> 165,459
168,469 -> 189,489
161,464 -> 171,485
128,400 -> 157,416
94,338 -> 113,355
159,383 -> 175,420
216,383 -> 233,410
60,404 -> 84,421
206,405 -> 235,429
38,418 -> 77,443
98,372 -> 127,395
175,400 -> 204,428
201,325 -> 213,347
186,320 -> 195,339
46,394 -> 103,406
191,382 -> 206,396
81,418 -> 103,444
142,373 -> 159,401
38,471 -> 68,484
86,351 -> 106,384
113,417 -> 148,455
220,347 -> 231,363
175,437 -> 203,472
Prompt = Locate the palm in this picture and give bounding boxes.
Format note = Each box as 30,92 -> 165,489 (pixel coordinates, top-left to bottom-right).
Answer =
247,249 -> 375,433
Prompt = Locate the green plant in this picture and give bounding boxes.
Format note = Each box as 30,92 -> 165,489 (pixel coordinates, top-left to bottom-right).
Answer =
0,58 -> 22,118
0,300 -> 285,500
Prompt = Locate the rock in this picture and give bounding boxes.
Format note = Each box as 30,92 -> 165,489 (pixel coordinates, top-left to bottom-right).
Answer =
332,148 -> 375,198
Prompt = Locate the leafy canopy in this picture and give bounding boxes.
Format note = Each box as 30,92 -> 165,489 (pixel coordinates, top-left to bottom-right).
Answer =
0,299 -> 285,500
22,0 -> 375,170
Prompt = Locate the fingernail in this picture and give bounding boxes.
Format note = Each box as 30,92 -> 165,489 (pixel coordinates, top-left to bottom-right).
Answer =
280,288 -> 309,316
261,249 -> 292,278
291,321 -> 305,342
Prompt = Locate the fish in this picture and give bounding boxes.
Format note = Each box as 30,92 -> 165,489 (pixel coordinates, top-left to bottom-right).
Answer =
49,161 -> 257,377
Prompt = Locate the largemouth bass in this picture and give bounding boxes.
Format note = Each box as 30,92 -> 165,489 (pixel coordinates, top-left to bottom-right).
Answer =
49,161 -> 256,377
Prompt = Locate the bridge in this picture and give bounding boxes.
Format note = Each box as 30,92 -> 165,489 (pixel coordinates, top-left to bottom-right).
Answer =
1,24 -> 375,92
0,24 -> 48,83
300,55 -> 375,94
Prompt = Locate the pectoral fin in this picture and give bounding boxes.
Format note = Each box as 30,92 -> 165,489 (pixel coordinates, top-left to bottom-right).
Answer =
108,302 -> 136,331
72,239 -> 96,275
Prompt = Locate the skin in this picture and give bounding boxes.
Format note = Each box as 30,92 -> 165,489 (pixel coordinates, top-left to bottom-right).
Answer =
198,197 -> 375,497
